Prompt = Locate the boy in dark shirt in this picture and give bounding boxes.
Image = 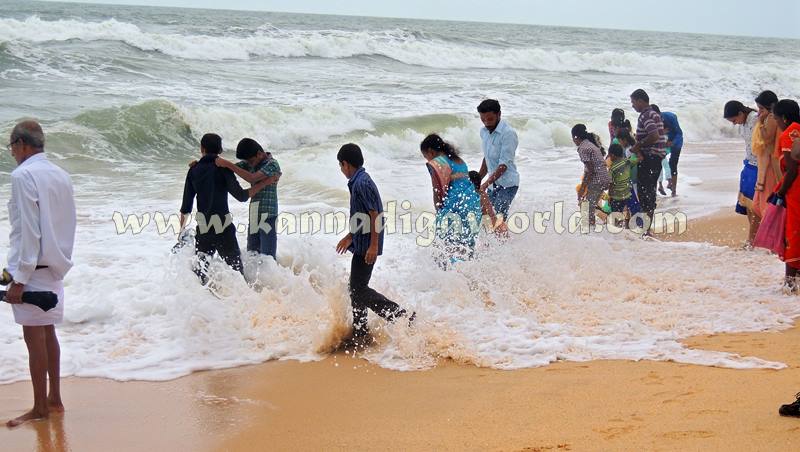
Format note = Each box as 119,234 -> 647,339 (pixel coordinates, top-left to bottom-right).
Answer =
179,133 -> 271,284
335,143 -> 412,343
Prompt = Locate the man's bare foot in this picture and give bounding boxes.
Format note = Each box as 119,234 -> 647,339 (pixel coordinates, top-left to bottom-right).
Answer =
6,408 -> 48,428
48,399 -> 65,413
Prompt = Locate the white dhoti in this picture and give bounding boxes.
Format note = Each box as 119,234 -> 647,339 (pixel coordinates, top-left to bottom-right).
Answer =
11,268 -> 64,326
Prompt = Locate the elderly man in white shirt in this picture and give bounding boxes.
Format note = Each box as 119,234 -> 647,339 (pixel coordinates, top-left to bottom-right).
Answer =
4,120 -> 76,428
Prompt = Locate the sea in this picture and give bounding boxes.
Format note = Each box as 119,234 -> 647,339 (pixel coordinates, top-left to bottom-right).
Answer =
1,0 -> 799,382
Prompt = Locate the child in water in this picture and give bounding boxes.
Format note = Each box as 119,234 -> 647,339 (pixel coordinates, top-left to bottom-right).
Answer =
469,171 -> 508,235
607,143 -> 632,228
614,128 -> 643,228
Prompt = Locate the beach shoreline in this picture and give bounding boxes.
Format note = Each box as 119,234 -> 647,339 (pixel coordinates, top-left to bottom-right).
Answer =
3,209 -> 798,451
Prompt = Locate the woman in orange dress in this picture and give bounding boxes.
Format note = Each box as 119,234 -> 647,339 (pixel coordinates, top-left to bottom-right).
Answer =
773,99 -> 800,291
752,90 -> 783,217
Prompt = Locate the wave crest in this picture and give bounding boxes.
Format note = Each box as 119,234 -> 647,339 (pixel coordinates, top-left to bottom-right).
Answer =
1,16 -> 790,79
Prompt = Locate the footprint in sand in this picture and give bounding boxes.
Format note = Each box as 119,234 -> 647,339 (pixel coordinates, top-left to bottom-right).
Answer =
661,390 -> 698,405
594,425 -> 641,440
640,371 -> 664,386
662,430 -> 715,439
518,444 -> 571,452
688,409 -> 728,419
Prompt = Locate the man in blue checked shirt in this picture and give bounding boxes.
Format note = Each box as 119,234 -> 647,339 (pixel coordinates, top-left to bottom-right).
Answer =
477,99 -> 520,220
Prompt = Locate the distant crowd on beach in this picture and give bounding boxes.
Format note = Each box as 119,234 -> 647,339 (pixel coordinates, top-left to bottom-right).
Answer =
4,86 -> 800,427
173,89 -> 800,336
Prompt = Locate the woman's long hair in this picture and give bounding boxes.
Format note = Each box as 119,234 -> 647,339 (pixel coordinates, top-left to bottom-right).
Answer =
723,100 -> 756,119
420,134 -> 461,161
774,99 -> 800,126
571,124 -> 605,155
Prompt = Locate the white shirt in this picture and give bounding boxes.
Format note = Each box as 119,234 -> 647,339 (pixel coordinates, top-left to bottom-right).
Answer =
480,119 -> 520,188
7,153 -> 76,285
742,111 -> 759,166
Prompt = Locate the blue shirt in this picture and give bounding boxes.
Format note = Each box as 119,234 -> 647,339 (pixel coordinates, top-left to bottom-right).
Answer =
347,167 -> 384,256
480,119 -> 520,188
661,112 -> 684,149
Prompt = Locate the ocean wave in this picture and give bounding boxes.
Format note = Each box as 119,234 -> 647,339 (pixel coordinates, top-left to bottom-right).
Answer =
28,100 -> 374,166
0,16 -> 793,79
31,98 -> 741,170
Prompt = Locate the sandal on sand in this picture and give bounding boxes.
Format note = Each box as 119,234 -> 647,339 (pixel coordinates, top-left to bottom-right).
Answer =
779,393 -> 800,417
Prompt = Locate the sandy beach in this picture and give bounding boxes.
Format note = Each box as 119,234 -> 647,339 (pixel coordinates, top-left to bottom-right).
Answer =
1,208 -> 798,451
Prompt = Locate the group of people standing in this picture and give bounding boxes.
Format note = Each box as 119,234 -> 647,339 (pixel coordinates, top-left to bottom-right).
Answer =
723,92 -> 800,292
4,91 -> 800,427
572,89 -> 684,231
722,93 -> 800,419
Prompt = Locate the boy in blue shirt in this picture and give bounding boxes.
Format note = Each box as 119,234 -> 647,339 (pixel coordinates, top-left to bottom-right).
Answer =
335,143 -> 412,344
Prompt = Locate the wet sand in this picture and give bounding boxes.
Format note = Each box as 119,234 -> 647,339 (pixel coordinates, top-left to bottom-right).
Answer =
2,210 -> 798,451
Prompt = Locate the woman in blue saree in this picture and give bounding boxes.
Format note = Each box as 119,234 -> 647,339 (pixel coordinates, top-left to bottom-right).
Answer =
420,134 -> 482,264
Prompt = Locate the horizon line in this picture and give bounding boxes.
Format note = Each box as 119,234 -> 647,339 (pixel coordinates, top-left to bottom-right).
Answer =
39,0 -> 798,41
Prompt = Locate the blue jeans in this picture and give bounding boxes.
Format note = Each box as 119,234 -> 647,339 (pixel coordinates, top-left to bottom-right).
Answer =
489,185 -> 518,219
247,216 -> 277,259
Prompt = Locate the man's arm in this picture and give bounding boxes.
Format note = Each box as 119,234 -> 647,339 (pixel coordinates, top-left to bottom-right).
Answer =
336,233 -> 353,254
481,130 -> 517,190
478,158 -> 488,179
777,153 -> 798,199
216,158 -> 269,184
179,171 -> 196,230
365,210 -> 381,265
632,131 -> 659,155
791,138 -> 800,163
481,165 -> 508,192
222,168 -> 250,202
9,173 -> 41,287
248,161 -> 282,197
247,176 -> 275,198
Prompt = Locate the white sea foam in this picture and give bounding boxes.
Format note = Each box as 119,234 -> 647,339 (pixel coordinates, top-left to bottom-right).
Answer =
0,190 -> 795,384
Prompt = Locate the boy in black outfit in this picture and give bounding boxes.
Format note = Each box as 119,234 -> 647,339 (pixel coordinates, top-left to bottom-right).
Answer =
179,133 -> 271,284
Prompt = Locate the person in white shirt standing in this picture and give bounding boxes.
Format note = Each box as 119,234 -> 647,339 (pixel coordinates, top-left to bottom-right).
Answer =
477,99 -> 520,221
4,121 -> 76,428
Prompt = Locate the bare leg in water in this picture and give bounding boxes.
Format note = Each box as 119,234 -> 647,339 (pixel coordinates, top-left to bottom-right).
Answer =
746,208 -> 761,247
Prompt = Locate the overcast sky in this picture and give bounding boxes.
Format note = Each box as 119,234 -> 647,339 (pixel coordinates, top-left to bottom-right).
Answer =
56,0 -> 799,39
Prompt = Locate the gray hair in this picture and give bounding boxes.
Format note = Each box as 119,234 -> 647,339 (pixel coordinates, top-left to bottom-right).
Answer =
10,120 -> 45,150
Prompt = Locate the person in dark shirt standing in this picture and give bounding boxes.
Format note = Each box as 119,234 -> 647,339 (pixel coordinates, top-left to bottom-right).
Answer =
335,143 -> 412,344
179,133 -> 270,284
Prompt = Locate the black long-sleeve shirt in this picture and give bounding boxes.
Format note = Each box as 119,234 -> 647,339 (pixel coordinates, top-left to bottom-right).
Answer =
180,155 -> 249,224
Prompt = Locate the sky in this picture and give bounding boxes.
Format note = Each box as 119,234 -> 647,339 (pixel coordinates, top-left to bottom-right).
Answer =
52,0 -> 800,39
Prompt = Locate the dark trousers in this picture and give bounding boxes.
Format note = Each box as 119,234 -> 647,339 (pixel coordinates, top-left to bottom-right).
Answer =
637,154 -> 663,219
609,199 -> 628,213
489,185 -> 519,219
195,225 -> 243,284
668,145 -> 682,177
349,253 -> 404,336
